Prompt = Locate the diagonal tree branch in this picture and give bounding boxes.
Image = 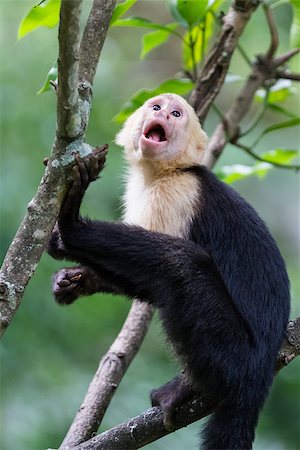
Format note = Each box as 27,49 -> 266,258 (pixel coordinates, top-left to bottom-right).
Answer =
59,302 -> 153,449
64,318 -> 300,450
0,0 -> 85,337
189,0 -> 260,123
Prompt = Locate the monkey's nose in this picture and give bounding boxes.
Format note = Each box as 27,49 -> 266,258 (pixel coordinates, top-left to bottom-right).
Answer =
155,109 -> 170,120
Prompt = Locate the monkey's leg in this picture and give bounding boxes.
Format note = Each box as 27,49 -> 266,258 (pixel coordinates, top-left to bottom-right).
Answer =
150,374 -> 196,431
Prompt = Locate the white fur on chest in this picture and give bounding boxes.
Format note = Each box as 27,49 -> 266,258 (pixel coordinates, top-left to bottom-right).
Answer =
123,167 -> 200,238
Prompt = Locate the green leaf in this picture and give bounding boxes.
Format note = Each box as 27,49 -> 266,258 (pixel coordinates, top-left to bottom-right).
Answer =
18,0 -> 61,40
110,0 -> 137,26
260,149 -> 299,165
267,103 -> 298,118
255,80 -> 295,104
141,24 -> 178,59
216,163 -> 273,184
207,0 -> 226,11
290,0 -> 300,48
37,61 -> 57,94
112,16 -> 180,36
253,117 -> 300,147
182,12 -> 214,70
114,78 -> 194,122
183,26 -> 202,70
168,0 -> 209,27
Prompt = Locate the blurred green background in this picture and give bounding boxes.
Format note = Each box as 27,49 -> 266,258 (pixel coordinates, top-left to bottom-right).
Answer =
1,1 -> 299,449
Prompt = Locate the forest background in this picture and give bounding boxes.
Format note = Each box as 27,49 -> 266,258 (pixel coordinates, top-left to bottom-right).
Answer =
1,1 -> 299,449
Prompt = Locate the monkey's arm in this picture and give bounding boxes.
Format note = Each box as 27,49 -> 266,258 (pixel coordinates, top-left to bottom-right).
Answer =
55,157 -> 213,305
47,147 -> 107,263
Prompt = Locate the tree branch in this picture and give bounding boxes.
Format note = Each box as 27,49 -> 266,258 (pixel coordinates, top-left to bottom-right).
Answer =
204,46 -> 300,169
57,0 -> 83,138
59,302 -> 153,449
263,2 -> 279,61
275,69 -> 300,81
79,0 -> 117,85
189,0 -> 260,123
232,141 -> 300,170
0,0 -> 87,336
64,318 -> 300,450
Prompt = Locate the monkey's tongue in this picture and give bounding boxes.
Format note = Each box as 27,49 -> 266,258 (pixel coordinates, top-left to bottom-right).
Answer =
148,131 -> 162,142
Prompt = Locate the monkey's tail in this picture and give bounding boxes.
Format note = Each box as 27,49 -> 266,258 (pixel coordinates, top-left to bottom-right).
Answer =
200,385 -> 267,450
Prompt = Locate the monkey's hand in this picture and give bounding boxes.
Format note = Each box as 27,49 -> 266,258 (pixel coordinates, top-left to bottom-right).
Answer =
58,146 -> 107,232
52,266 -> 100,305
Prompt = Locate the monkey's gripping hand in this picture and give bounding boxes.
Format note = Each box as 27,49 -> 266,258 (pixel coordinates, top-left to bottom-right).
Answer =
58,148 -> 106,232
52,266 -> 101,305
47,145 -> 107,260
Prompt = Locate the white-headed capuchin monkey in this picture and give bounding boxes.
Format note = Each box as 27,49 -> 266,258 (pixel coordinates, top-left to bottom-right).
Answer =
48,94 -> 290,450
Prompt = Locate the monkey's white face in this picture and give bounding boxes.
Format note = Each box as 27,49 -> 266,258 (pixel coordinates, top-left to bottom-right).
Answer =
116,93 -> 207,168
138,96 -> 189,161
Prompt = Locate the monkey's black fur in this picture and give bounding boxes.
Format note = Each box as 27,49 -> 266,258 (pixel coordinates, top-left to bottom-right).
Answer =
49,158 -> 290,450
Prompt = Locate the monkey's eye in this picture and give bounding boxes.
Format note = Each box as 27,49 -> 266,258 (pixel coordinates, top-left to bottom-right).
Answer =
152,104 -> 161,111
171,110 -> 181,117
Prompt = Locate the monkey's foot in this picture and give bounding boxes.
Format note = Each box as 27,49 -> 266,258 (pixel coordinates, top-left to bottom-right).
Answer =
52,266 -> 89,305
150,375 -> 195,431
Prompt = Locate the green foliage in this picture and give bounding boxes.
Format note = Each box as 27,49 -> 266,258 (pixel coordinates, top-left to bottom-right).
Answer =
141,24 -> 178,59
260,149 -> 299,164
217,149 -> 299,184
114,78 -> 194,122
255,80 -> 296,104
253,117 -> 300,147
37,61 -> 58,94
112,16 -> 180,34
216,162 -> 273,184
110,0 -> 138,26
18,0 -> 61,39
168,0 -> 209,28
290,0 -> 300,48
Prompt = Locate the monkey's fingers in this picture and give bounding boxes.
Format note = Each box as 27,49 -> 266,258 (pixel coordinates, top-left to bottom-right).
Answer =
75,155 -> 90,191
93,144 -> 108,163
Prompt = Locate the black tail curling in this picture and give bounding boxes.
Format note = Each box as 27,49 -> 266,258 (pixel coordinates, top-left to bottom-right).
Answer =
200,385 -> 267,450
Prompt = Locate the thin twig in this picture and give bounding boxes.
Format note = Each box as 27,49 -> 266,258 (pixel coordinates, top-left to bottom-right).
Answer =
233,141 -> 300,170
275,69 -> 300,82
205,48 -> 300,168
273,48 -> 300,67
239,86 -> 270,137
263,2 -> 279,60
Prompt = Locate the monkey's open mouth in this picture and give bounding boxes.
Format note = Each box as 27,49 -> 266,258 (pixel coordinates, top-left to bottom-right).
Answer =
144,124 -> 167,142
